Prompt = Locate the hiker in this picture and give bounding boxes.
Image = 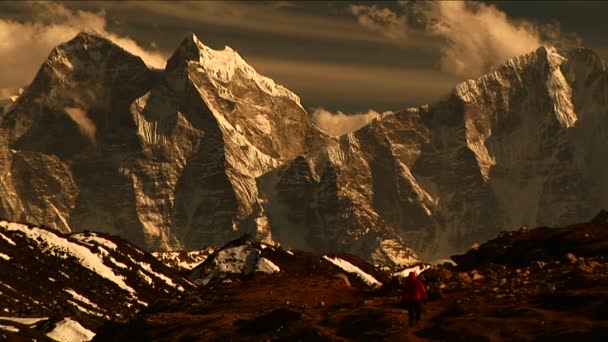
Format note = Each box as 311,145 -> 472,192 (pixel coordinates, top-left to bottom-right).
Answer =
402,271 -> 428,327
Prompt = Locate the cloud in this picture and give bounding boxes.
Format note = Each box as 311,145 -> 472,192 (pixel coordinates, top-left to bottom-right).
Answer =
349,5 -> 408,43
0,2 -> 166,90
107,1 -> 433,49
349,1 -> 546,77
248,57 -> 461,110
412,1 -> 542,77
311,108 -> 384,136
64,107 -> 97,147
105,35 -> 165,70
0,87 -> 19,99
539,20 -> 583,52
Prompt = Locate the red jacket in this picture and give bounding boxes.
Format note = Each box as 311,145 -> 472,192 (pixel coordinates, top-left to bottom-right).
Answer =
402,272 -> 427,301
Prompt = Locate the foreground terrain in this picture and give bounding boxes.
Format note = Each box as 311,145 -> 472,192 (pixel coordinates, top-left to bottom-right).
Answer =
1,215 -> 606,340
93,218 -> 608,341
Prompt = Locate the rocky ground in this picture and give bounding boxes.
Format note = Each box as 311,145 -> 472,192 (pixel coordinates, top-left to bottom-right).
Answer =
418,223 -> 608,341
94,220 -> 608,341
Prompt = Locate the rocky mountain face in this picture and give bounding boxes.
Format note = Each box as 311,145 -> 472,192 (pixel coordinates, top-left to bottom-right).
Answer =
0,219 -> 193,341
1,31 -> 607,264
0,33 -> 308,246
269,46 -> 608,260
0,31 -> 414,265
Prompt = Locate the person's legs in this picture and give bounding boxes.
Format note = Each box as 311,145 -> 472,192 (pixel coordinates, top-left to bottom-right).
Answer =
414,300 -> 422,324
407,301 -> 415,327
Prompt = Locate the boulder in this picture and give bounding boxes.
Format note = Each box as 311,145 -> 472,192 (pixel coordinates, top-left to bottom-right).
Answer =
471,270 -> 486,281
563,253 -> 578,264
456,272 -> 472,284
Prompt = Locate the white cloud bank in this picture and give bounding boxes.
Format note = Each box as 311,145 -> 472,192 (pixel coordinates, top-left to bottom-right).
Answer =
349,1 -> 547,77
0,2 -> 166,93
414,1 -> 542,77
311,108 -> 385,136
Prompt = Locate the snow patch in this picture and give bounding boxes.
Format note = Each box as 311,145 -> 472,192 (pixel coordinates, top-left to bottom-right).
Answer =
322,256 -> 382,287
0,316 -> 48,325
544,47 -> 578,128
67,300 -> 104,317
0,232 -> 16,246
108,256 -> 128,269
71,234 -> 118,251
46,318 -> 95,342
0,324 -> 18,332
137,270 -> 154,285
393,264 -> 431,278
0,281 -> 17,293
139,262 -> 185,292
63,289 -> 101,311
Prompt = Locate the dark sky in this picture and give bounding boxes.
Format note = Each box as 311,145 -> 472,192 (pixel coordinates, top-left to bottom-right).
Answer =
0,1 -> 606,114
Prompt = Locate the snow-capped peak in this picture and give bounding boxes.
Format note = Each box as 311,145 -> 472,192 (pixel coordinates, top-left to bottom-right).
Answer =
74,29 -> 105,40
455,45 -> 577,128
539,45 -> 566,70
170,33 -> 301,105
456,46 -> 562,101
36,30 -> 151,85
53,30 -> 115,56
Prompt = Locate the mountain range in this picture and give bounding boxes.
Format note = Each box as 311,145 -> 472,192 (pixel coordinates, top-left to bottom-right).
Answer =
0,31 -> 607,264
